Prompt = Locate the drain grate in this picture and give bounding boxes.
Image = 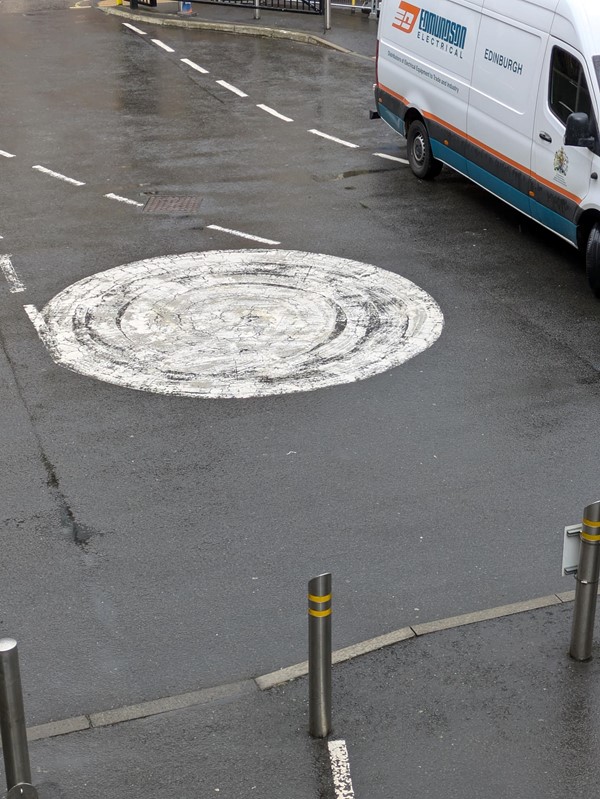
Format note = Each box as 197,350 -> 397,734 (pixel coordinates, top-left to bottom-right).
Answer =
142,196 -> 202,215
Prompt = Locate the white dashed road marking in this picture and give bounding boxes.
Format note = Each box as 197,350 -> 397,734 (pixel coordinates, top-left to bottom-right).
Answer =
0,255 -> 25,293
151,39 -> 175,53
216,80 -> 248,98
373,152 -> 410,164
257,104 -> 293,122
181,58 -> 209,74
104,193 -> 144,207
0,150 -> 15,158
328,740 -> 355,799
206,225 -> 280,245
32,165 -> 85,186
308,129 -> 359,148
122,22 -> 147,34
34,250 -> 443,399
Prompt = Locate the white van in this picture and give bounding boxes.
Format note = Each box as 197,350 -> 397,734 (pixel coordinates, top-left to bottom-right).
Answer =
374,0 -> 600,295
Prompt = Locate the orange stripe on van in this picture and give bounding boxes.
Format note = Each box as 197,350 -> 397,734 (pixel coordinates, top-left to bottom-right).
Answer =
377,82 -> 583,206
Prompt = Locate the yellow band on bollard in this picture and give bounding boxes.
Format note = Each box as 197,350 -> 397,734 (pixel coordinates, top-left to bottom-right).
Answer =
583,518 -> 600,528
308,593 -> 332,603
581,531 -> 600,542
308,608 -> 332,617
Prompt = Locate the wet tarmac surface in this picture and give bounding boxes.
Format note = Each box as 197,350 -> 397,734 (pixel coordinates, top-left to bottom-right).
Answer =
0,7 -> 599,796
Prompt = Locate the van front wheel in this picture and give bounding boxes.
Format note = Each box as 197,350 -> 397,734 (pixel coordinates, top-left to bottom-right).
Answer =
586,222 -> 600,297
407,120 -> 442,180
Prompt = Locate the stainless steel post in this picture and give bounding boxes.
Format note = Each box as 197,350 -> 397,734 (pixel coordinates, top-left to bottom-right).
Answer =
308,573 -> 332,738
0,640 -> 32,790
570,501 -> 600,661
254,0 -> 260,22
324,0 -> 331,32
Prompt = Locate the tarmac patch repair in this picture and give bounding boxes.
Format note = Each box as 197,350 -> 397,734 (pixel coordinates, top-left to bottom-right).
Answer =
31,250 -> 443,398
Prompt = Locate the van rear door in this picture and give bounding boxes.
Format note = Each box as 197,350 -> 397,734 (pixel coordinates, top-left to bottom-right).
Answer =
530,40 -> 595,244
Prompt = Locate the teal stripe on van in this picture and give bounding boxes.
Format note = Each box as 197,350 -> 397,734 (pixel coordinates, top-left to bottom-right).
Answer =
376,99 -> 579,245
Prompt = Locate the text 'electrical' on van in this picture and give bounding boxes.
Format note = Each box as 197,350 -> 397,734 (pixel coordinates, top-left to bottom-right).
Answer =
374,0 -> 600,296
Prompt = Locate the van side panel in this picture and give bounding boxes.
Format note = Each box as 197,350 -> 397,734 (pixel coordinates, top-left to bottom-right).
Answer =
483,0 -> 557,31
466,14 -> 545,215
376,0 -> 482,173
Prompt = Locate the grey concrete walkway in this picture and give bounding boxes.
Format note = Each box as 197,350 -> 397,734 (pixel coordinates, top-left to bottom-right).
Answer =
23,599 -> 600,798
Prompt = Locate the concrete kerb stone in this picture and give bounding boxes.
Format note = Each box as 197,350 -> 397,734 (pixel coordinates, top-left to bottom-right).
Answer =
100,6 -> 363,57
13,589 -> 585,746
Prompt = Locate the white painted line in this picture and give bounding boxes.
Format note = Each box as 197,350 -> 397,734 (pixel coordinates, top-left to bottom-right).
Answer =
122,22 -> 147,34
0,255 -> 25,293
181,57 -> 209,74
24,304 -> 48,337
373,152 -> 409,164
206,225 -> 279,245
32,165 -> 85,186
256,104 -> 293,122
0,149 -> 15,158
151,39 -> 175,53
104,193 -> 144,207
216,80 -> 248,98
328,740 -> 355,799
309,129 -> 359,148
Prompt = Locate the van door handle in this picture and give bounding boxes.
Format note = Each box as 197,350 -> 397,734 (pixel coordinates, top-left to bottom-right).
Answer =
539,131 -> 552,143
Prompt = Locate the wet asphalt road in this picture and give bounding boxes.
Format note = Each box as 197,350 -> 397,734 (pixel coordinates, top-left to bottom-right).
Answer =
0,1 -> 599,733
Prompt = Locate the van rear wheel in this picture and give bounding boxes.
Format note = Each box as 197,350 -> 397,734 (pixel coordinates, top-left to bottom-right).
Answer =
407,120 -> 442,180
586,222 -> 600,297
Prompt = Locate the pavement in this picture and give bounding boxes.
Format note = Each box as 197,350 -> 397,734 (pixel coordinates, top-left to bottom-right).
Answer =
6,4 -> 600,798
21,594 -> 600,798
97,0 -> 380,60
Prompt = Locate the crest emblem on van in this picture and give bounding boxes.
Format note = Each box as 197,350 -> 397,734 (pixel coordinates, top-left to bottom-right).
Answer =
554,147 -> 569,177
393,1 -> 420,33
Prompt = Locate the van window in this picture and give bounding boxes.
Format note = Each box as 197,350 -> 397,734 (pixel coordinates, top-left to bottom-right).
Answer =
594,55 -> 600,91
549,47 -> 592,125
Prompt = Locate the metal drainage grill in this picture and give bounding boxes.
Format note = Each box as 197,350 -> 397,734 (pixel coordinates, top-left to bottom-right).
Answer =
142,196 -> 203,215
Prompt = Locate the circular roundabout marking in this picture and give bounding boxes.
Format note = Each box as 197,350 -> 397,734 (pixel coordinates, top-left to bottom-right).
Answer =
41,250 -> 444,398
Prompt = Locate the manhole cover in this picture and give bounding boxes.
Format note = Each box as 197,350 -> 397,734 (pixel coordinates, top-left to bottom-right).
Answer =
38,250 -> 444,398
142,196 -> 202,215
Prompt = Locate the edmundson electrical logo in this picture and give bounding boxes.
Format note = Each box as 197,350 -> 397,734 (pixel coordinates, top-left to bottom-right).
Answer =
393,1 -> 420,33
393,1 -> 468,55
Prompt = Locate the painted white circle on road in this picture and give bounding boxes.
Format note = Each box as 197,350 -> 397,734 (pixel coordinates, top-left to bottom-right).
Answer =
41,250 -> 443,398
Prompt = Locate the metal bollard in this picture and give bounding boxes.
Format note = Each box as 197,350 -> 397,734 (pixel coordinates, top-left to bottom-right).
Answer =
570,501 -> 600,661
308,573 -> 332,738
0,640 -> 35,795
324,0 -> 331,31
